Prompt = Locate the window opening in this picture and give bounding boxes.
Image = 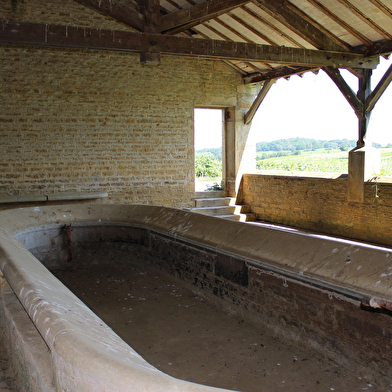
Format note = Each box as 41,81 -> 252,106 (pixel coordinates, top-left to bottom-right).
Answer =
194,108 -> 224,191
251,57 -> 392,176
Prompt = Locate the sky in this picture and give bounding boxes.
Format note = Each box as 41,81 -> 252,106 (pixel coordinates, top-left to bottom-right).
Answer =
194,56 -> 392,150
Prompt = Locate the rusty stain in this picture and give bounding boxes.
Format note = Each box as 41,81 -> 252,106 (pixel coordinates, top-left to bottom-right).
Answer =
361,296 -> 392,312
64,224 -> 73,263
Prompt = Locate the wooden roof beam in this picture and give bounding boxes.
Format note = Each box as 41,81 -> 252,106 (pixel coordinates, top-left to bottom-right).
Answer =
75,0 -> 144,31
0,21 -> 379,69
160,0 -> 250,35
243,66 -> 318,84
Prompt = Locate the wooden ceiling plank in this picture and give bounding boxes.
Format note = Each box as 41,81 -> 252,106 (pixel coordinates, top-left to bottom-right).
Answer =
335,0 -> 392,40
244,78 -> 276,124
196,23 -> 231,41
323,66 -> 363,118
241,5 -> 305,48
160,0 -> 250,34
213,17 -> 252,42
305,0 -> 373,46
252,0 -> 347,51
227,11 -> 279,45
367,0 -> 392,18
193,22 -> 273,71
366,63 -> 392,112
285,2 -> 352,51
0,20 -> 379,69
75,0 -> 144,31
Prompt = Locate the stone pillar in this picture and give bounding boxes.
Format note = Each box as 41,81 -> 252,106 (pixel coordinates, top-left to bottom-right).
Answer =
224,107 -> 236,197
348,145 -> 380,202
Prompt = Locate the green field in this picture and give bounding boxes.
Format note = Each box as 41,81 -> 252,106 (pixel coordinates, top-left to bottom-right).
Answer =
256,148 -> 392,176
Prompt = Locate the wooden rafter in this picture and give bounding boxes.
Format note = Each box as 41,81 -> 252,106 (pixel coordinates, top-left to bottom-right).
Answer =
212,17 -> 251,43
285,1 -> 352,51
367,0 -> 392,18
75,0 -> 144,31
305,0 -> 373,46
0,21 -> 378,69
241,5 -> 305,49
227,11 -> 279,46
335,0 -> 392,41
160,0 -> 250,34
193,26 -> 272,74
251,0 -> 347,52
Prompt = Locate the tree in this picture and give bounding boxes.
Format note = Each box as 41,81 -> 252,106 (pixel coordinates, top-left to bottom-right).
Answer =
195,154 -> 222,178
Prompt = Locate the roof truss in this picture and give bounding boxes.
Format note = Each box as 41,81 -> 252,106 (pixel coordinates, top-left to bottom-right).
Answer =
0,21 -> 379,69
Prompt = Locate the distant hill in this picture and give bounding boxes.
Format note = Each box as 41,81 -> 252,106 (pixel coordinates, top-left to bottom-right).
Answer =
256,138 -> 361,152
195,147 -> 222,160
196,138 -> 382,157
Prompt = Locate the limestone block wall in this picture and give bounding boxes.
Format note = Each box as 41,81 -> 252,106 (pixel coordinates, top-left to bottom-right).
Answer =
0,0 -> 257,208
238,172 -> 392,247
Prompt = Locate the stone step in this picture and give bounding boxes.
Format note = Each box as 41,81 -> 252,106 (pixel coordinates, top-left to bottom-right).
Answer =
219,213 -> 256,222
188,205 -> 242,216
189,193 -> 256,222
187,205 -> 256,220
194,191 -> 224,199
194,197 -> 236,208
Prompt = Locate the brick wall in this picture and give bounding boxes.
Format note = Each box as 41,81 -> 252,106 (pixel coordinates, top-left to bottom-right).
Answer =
238,172 -> 392,247
0,0 -> 257,209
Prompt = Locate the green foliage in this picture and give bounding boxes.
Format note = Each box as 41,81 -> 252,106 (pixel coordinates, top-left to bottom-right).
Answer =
195,154 -> 222,178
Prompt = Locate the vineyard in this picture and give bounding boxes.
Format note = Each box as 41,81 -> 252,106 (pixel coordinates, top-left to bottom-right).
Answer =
195,139 -> 392,180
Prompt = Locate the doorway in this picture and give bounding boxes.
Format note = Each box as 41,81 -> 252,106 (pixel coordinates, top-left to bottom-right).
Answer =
194,108 -> 224,192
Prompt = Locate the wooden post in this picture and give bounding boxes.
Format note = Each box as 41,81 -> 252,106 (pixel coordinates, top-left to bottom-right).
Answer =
139,0 -> 161,65
347,69 -> 381,202
357,69 -> 372,147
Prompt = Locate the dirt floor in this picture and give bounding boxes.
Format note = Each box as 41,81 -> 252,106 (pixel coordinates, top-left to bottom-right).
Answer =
53,262 -> 391,392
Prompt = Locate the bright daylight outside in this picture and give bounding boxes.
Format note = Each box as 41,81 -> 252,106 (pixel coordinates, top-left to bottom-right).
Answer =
195,57 -> 392,191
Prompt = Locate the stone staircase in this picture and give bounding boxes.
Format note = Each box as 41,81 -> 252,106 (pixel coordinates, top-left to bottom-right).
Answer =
186,191 -> 256,222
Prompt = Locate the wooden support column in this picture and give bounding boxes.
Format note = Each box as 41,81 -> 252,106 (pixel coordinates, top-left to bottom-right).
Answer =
139,0 -> 161,65
324,66 -> 389,202
244,79 -> 275,125
348,69 -> 380,202
357,69 -> 372,148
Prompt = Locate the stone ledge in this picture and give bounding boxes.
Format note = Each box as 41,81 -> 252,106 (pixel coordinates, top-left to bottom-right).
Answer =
0,192 -> 108,204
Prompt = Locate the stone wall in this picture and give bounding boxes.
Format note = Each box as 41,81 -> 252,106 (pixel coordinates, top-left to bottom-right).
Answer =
238,172 -> 392,247
0,0 -> 257,208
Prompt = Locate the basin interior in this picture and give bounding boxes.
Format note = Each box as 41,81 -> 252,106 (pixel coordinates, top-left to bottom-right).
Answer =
53,261 -> 383,392
19,222 -> 392,392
